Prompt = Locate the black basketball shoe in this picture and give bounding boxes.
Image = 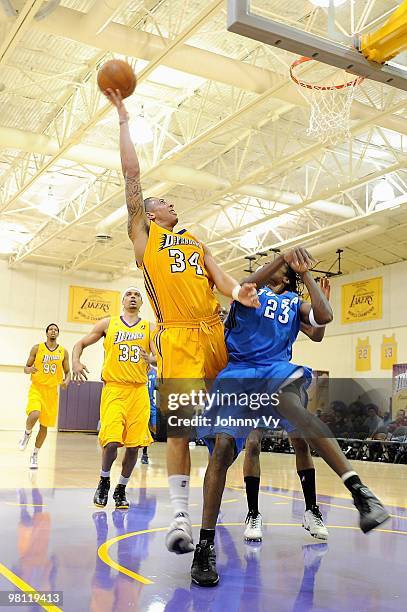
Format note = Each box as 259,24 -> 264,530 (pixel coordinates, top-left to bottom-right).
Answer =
191,542 -> 219,587
93,477 -> 110,507
113,484 -> 129,510
352,484 -> 390,533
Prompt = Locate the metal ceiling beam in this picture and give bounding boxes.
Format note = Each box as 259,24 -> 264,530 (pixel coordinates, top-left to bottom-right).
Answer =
4,1 -> 407,274
65,139 -> 407,274
222,213 -> 406,275
0,0 -> 44,64
189,99 -> 407,230
7,1 -> 226,265
31,3 -> 407,136
207,157 -> 407,255
0,0 -> 224,215
29,100 -> 407,272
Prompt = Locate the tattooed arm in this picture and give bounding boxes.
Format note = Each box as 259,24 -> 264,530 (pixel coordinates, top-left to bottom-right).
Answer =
105,88 -> 149,265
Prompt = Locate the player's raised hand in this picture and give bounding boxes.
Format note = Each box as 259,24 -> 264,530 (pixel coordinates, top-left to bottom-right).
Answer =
238,283 -> 260,308
320,277 -> 331,300
284,247 -> 315,274
72,361 -> 89,384
105,88 -> 129,123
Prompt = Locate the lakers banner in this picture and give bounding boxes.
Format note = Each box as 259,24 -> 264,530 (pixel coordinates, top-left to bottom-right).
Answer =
68,286 -> 121,323
341,277 -> 382,324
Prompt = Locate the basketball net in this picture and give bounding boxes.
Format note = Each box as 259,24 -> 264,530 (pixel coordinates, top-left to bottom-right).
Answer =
290,57 -> 364,145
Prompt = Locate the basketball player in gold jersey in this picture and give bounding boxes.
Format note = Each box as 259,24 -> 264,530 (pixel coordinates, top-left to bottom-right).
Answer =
19,324 -> 70,469
105,87 -> 313,553
72,288 -> 154,509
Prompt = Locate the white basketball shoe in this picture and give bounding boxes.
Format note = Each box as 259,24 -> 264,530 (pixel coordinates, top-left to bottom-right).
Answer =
18,431 -> 31,451
244,511 -> 263,542
303,505 -> 329,541
165,512 -> 194,554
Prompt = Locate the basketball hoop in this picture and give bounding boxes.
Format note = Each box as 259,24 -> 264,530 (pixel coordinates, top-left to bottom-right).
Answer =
290,56 -> 364,144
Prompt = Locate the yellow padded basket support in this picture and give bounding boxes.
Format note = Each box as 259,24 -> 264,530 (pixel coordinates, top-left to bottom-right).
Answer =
360,0 -> 407,64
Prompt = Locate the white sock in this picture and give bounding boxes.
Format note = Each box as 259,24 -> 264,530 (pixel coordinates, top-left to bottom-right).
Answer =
100,470 -> 110,478
119,475 -> 130,485
25,429 -> 32,435
341,470 -> 358,482
33,447 -> 40,455
168,474 -> 190,517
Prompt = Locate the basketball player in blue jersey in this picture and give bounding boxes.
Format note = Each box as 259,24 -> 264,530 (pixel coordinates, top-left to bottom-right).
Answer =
243,277 -> 331,544
191,251 -> 390,587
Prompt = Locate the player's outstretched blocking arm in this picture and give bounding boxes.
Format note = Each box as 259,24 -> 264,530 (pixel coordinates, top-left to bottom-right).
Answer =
299,272 -> 333,326
105,88 -> 149,265
72,317 -> 110,382
300,278 -> 331,342
203,244 -> 260,308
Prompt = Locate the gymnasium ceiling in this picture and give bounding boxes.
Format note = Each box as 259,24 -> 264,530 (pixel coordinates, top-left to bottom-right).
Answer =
0,0 -> 407,280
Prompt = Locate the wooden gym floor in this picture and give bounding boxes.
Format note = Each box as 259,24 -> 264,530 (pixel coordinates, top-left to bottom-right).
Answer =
0,431 -> 406,611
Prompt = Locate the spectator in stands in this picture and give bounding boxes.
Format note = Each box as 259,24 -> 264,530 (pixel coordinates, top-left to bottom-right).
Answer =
363,404 -> 383,437
387,409 -> 407,434
382,410 -> 392,427
330,402 -> 352,438
348,401 -> 368,437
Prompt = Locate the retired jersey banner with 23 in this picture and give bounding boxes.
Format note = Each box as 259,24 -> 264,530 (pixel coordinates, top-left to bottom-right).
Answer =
341,277 -> 382,324
68,286 -> 121,323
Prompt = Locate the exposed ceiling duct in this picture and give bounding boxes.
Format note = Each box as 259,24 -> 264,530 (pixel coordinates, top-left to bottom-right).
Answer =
30,5 -> 407,136
150,164 -> 230,190
0,125 -> 355,227
310,224 -> 382,257
0,0 -> 16,18
307,201 -> 355,219
32,6 -> 282,95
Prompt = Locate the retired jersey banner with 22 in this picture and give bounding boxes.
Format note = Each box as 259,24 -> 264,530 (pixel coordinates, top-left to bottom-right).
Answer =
341,277 -> 382,324
68,286 -> 121,323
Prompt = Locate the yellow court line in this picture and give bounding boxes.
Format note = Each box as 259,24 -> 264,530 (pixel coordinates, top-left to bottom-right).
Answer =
0,563 -> 62,612
222,499 -> 239,504
98,521 -> 407,586
227,486 -> 407,520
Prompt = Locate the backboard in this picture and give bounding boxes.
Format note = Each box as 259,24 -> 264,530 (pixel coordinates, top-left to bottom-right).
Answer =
227,0 -> 407,91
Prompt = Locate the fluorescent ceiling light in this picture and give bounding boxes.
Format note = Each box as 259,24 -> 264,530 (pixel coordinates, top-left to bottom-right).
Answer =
0,238 -> 17,254
38,186 -> 60,216
239,231 -> 259,250
131,115 -> 153,145
372,179 -> 395,202
0,222 -> 31,253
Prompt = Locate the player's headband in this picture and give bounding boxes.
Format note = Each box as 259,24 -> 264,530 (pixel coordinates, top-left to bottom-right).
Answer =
121,287 -> 142,303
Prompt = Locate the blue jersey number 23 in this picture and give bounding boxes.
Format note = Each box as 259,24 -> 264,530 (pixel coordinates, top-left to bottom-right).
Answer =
264,298 -> 290,324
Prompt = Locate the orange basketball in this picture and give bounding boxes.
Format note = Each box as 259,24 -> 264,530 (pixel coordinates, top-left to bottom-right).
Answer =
97,60 -> 137,99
